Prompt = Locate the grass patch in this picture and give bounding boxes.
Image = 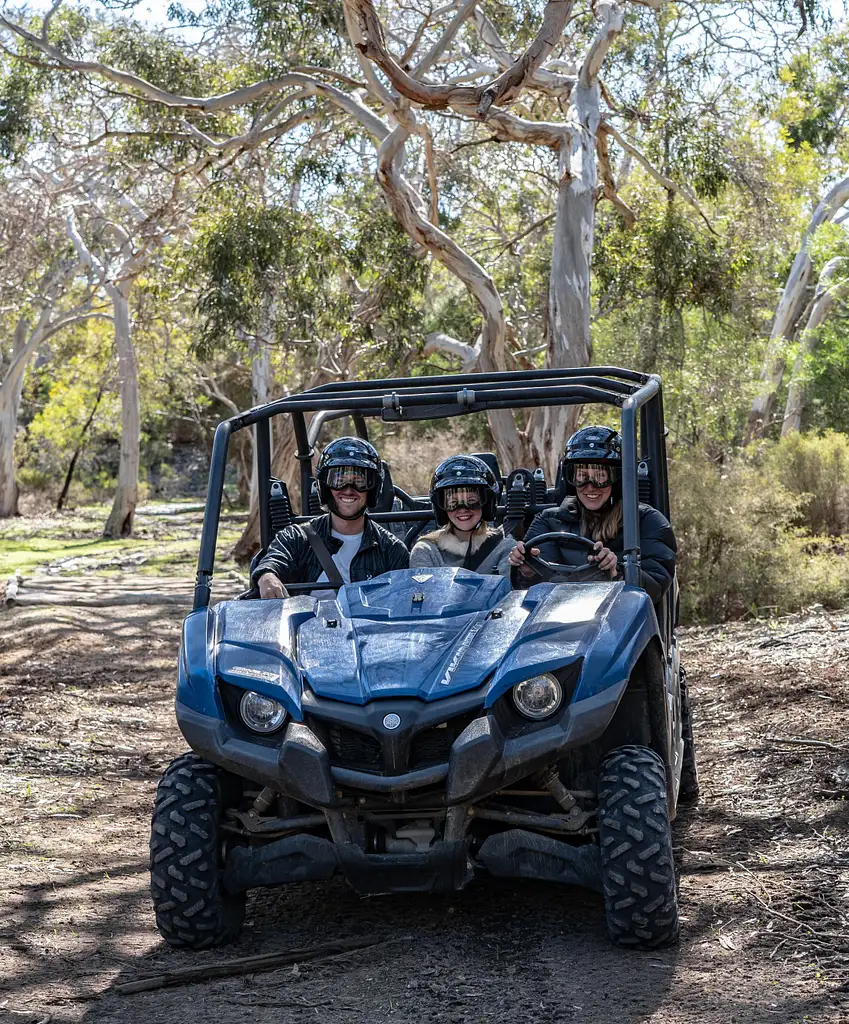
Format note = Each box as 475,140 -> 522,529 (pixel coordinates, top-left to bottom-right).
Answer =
0,504 -> 246,580
0,538 -> 126,577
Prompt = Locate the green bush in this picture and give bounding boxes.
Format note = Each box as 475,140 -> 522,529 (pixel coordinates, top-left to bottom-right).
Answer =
766,430 -> 849,536
671,447 -> 848,622
17,467 -> 53,493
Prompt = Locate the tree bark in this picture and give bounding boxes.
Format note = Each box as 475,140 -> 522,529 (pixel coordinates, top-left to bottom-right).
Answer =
528,3 -> 621,481
745,173 -> 849,442
0,318 -> 31,517
248,335 -> 272,513
103,280 -> 141,538
781,257 -> 848,436
530,89 -> 598,479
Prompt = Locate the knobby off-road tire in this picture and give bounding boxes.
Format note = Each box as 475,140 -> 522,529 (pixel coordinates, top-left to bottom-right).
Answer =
597,745 -> 680,949
150,752 -> 246,949
678,668 -> 700,804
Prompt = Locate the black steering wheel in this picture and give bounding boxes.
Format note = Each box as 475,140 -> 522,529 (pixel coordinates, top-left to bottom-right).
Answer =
521,531 -> 598,580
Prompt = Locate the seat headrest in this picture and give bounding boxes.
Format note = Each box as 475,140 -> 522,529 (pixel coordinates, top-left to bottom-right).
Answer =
471,452 -> 502,493
373,460 -> 396,513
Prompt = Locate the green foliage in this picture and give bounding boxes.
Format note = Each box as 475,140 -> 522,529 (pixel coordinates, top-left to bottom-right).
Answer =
649,116 -> 730,200
0,64 -> 42,159
671,444 -> 848,622
767,430 -> 849,535
595,196 -> 747,316
181,184 -> 428,367
97,23 -> 208,95
777,31 -> 849,155
801,321 -> 849,434
167,0 -> 344,68
184,194 -> 347,358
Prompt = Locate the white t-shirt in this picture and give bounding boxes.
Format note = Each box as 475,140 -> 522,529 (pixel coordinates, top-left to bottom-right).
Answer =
315,529 -> 363,587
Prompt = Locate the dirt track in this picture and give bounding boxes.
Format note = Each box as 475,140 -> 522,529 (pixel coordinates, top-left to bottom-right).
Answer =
1,600 -> 848,1024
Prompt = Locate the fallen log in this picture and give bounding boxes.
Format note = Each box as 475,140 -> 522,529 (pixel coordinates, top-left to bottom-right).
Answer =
3,569 -> 22,606
112,936 -> 381,995
7,592 -> 190,608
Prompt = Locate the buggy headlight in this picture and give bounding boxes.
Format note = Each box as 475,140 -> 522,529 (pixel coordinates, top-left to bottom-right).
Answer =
239,690 -> 287,734
513,673 -> 563,720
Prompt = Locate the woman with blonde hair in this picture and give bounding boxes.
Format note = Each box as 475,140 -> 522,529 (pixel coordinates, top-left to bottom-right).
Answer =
410,455 -> 512,574
509,426 -> 676,602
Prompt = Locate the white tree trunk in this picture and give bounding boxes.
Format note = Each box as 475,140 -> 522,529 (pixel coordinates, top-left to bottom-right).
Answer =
248,335 -> 272,513
103,280 -> 141,538
781,257 -> 848,436
0,318 -> 30,517
746,174 -> 849,441
530,81 -> 599,480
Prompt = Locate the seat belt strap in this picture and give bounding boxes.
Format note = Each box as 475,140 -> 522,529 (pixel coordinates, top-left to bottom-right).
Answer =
302,523 -> 344,587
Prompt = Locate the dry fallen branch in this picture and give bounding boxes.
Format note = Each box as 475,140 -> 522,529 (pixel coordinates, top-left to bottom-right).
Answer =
3,569 -> 22,605
112,936 -> 383,994
762,735 -> 846,752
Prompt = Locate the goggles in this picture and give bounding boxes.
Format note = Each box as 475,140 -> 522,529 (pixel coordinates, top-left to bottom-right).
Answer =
437,486 -> 485,512
566,463 -> 619,489
324,465 -> 375,492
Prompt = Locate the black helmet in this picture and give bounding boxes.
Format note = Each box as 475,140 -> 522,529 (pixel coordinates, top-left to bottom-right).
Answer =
430,454 -> 499,526
562,425 -> 622,494
316,436 -> 383,511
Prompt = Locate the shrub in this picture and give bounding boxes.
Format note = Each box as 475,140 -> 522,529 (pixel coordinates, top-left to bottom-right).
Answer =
670,448 -> 848,622
766,430 -> 849,536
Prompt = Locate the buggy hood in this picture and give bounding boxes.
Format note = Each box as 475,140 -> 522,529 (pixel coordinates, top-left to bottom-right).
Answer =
197,568 -> 659,713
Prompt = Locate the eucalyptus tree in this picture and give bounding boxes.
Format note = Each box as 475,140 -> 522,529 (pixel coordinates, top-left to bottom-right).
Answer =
179,181 -> 428,554
0,0 -> 713,477
0,0 -> 818,477
0,4 -> 241,534
745,28 -> 849,440
0,168 -> 106,517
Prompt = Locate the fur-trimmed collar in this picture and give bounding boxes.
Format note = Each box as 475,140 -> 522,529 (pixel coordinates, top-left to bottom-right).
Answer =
422,523 -> 495,556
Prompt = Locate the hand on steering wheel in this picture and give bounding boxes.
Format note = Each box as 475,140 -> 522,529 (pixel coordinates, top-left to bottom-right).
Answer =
509,532 -> 617,582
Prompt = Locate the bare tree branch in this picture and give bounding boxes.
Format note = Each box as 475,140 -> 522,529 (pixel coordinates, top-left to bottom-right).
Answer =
596,129 -> 635,227
423,331 -> 480,367
412,0 -> 479,78
599,121 -> 713,229
343,0 -> 573,111
580,2 -> 624,87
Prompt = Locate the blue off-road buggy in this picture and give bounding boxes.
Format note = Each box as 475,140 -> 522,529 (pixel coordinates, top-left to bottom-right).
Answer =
151,368 -> 697,951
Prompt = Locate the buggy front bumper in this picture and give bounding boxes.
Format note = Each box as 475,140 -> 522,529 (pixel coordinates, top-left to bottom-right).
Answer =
176,678 -> 627,807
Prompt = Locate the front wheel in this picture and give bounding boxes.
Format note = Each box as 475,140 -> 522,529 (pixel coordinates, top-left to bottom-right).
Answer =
150,752 -> 246,949
597,745 -> 679,949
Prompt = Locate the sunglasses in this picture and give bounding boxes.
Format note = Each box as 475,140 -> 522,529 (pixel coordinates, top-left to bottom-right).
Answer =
325,466 -> 374,492
566,465 -> 618,489
437,487 -> 484,512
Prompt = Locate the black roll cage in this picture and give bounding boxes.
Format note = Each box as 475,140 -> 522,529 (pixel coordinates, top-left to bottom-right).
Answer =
194,366 -> 669,610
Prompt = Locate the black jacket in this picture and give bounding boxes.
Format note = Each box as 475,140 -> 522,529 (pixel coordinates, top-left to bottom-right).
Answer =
523,498 -> 677,603
251,513 -> 409,586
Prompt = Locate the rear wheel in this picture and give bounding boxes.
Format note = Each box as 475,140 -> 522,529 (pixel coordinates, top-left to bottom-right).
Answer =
597,745 -> 679,949
150,752 -> 246,949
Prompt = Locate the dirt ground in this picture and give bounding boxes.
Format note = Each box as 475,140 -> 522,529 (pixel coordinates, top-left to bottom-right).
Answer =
1,598 -> 848,1024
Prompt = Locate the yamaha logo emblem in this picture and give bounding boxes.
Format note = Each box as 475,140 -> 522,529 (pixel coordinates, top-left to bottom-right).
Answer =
383,713 -> 401,730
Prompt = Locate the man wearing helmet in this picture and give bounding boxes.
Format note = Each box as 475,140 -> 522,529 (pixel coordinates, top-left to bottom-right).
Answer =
253,436 -> 409,599
410,455 -> 512,573
508,426 -> 676,602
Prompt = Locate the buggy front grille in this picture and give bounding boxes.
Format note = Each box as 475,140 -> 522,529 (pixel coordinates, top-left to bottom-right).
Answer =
409,712 -> 478,770
321,710 -> 480,776
327,725 -> 383,773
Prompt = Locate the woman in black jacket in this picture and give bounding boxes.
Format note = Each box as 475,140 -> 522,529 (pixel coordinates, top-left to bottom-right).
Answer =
509,426 -> 676,603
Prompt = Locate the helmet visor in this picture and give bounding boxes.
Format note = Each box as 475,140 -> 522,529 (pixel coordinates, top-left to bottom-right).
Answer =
566,463 -> 619,489
436,486 -> 484,512
324,465 -> 375,493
